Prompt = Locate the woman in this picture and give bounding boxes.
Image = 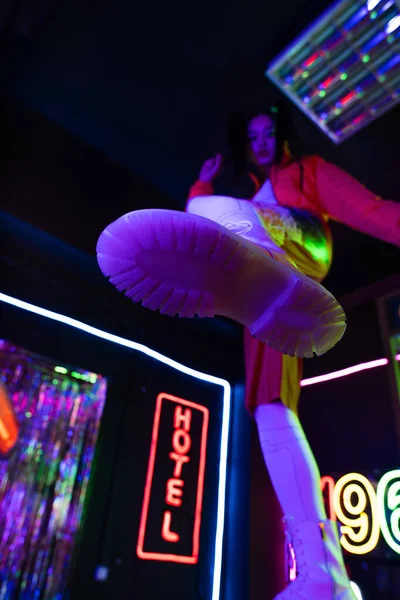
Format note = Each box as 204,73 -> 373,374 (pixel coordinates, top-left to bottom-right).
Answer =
97,107 -> 399,599
187,107 -> 400,417
185,107 -> 399,599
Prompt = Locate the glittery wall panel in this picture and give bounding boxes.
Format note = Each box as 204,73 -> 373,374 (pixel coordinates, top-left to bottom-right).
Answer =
0,339 -> 106,599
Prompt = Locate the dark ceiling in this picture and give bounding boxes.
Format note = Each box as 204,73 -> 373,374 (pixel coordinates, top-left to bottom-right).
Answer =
2,0 -> 336,198
1,0 -> 399,297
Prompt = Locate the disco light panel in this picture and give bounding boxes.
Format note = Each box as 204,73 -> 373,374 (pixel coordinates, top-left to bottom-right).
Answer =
266,0 -> 400,142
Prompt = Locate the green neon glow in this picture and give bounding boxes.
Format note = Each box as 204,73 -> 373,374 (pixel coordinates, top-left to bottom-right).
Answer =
25,412 -> 32,418
340,73 -> 348,81
304,240 -> 330,263
70,370 -> 97,384
377,470 -> 400,555
335,108 -> 341,116
302,71 -> 309,78
54,366 -> 68,374
362,55 -> 370,63
319,90 -> 326,98
379,75 -> 386,83
371,11 -> 378,19
52,379 -> 59,385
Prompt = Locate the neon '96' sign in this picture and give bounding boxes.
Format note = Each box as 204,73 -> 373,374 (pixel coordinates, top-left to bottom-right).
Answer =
321,470 -> 400,556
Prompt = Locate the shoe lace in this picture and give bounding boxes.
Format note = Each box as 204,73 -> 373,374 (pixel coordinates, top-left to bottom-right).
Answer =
283,517 -> 308,584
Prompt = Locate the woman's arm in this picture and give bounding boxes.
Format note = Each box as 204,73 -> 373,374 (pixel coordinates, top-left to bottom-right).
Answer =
186,154 -> 223,208
187,180 -> 214,201
315,157 -> 400,247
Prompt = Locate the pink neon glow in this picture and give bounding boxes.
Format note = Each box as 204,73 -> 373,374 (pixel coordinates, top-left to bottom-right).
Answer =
321,476 -> 337,521
301,358 -> 389,387
340,91 -> 357,106
353,113 -> 367,126
396,354 -> 400,361
304,52 -> 320,68
321,75 -> 335,89
289,544 -> 297,582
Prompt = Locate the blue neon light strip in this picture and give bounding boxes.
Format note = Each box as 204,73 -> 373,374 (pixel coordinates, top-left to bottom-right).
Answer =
342,7 -> 368,31
0,292 -> 231,600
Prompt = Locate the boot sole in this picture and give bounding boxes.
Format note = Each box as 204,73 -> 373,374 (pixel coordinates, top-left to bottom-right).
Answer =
97,209 -> 346,358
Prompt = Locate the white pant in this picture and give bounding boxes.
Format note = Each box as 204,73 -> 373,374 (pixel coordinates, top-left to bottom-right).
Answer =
187,195 -> 284,254
254,404 -> 326,523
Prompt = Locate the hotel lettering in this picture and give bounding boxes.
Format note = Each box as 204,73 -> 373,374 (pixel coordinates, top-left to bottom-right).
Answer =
137,393 -> 209,564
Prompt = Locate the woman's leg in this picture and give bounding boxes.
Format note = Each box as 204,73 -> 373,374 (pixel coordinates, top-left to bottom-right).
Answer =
254,402 -> 356,599
254,402 -> 326,523
97,202 -> 346,358
187,195 -> 285,254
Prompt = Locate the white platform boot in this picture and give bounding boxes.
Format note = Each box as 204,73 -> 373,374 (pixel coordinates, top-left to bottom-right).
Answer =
97,204 -> 346,358
186,194 -> 285,255
276,518 -> 357,599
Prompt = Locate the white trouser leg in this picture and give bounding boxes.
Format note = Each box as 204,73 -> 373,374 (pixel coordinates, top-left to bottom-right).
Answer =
187,195 -> 284,254
254,404 -> 356,599
254,403 -> 326,522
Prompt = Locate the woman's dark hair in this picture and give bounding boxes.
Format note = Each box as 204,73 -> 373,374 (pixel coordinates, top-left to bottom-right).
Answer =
226,102 -> 302,181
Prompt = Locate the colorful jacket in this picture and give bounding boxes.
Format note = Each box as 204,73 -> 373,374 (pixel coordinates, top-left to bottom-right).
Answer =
188,155 -> 400,249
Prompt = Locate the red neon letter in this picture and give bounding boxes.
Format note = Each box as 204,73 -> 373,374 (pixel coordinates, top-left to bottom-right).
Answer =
174,406 -> 192,432
169,451 -> 190,477
162,511 -> 180,543
172,429 -> 191,455
166,478 -> 184,507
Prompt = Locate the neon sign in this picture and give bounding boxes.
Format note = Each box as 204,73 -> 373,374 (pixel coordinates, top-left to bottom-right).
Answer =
137,393 -> 209,564
377,470 -> 400,554
0,292 -> 231,600
321,470 -> 400,556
